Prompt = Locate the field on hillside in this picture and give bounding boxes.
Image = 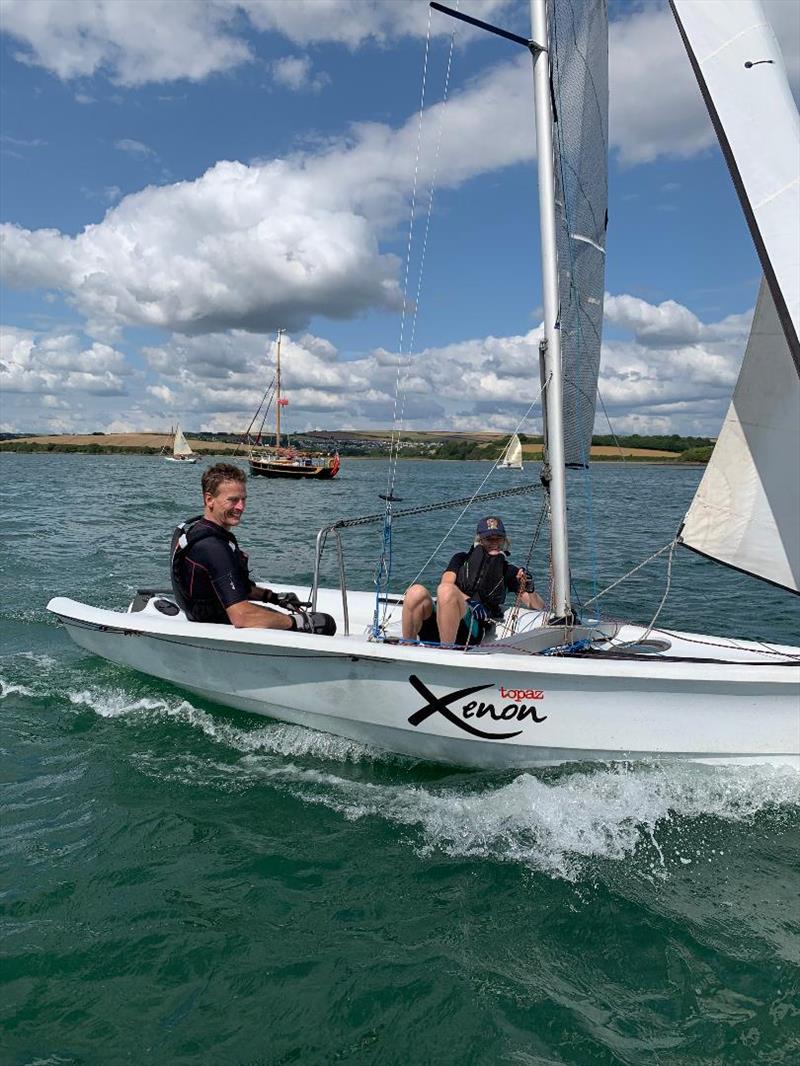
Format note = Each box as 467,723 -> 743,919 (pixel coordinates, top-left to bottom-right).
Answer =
1,433 -> 684,460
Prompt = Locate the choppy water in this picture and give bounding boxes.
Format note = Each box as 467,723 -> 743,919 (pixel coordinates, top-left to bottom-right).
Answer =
2,453 -> 798,1064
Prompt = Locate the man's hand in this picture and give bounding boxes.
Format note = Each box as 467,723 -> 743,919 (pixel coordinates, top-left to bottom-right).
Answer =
467,598 -> 489,623
274,591 -> 307,612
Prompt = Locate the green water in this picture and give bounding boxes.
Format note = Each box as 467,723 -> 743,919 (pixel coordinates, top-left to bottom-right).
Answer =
2,454 -> 799,1064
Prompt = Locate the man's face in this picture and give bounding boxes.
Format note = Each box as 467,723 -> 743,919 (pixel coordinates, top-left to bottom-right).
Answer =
480,534 -> 506,555
204,480 -> 247,529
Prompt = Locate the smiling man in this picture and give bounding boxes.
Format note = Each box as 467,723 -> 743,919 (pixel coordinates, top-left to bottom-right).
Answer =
170,463 -> 335,634
401,516 -> 546,648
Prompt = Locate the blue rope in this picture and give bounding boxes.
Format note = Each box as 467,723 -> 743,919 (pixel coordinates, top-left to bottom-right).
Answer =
372,511 -> 394,636
542,638 -> 593,657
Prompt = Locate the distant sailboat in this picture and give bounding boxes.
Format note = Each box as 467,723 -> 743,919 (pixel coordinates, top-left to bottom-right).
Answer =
164,424 -> 198,464
498,433 -> 523,470
247,330 -> 340,480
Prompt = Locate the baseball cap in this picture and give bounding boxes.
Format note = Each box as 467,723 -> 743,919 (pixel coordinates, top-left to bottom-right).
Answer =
476,516 -> 506,538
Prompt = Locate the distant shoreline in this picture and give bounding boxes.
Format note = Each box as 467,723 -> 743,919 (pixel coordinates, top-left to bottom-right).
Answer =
0,431 -> 711,463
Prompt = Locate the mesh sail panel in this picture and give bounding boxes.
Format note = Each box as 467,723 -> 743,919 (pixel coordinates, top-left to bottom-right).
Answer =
548,0 -> 608,467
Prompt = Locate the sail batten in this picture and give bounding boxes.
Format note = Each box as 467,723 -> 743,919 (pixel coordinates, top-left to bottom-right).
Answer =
673,0 -> 800,594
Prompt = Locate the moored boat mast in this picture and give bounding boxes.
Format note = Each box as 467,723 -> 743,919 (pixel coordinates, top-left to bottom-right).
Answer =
274,328 -> 285,448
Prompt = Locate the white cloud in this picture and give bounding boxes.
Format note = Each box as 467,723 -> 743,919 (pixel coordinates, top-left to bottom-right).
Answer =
271,55 -> 329,93
0,0 -> 252,86
0,325 -> 130,398
115,138 -> 155,157
0,53 -> 542,337
0,0 -> 512,86
0,292 -> 751,434
121,293 -> 748,436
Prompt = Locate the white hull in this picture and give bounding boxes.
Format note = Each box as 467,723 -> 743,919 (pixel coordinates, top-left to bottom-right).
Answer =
47,589 -> 800,769
165,456 -> 198,464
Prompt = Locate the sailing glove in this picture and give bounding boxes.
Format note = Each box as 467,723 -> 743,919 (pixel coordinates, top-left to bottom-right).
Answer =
467,599 -> 489,623
517,568 -> 533,589
294,611 -> 337,636
274,592 -> 306,612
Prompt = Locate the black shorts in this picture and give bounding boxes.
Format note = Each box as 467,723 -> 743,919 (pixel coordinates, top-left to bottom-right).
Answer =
418,604 -> 495,647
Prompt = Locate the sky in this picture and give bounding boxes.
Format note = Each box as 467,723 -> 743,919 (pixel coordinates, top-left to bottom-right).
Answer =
1,0 -> 798,439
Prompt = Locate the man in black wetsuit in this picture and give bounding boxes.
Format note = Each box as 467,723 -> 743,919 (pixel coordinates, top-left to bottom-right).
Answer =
401,516 -> 545,647
171,463 -> 335,634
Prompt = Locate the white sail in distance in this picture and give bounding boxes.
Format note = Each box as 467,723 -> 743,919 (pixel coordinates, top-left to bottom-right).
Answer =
173,424 -> 194,458
672,0 -> 800,593
499,434 -> 523,469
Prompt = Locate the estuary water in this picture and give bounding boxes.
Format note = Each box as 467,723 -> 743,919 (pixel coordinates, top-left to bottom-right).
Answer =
1,453 -> 798,1065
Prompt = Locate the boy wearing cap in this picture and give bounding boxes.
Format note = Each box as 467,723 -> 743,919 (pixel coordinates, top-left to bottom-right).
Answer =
401,516 -> 545,647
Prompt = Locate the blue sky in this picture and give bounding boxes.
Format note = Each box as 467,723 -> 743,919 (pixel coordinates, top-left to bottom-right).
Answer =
1,0 -> 798,438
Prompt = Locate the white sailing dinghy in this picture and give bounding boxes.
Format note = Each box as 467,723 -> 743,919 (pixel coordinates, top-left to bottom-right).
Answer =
164,423 -> 198,464
498,434 -> 524,470
48,0 -> 799,769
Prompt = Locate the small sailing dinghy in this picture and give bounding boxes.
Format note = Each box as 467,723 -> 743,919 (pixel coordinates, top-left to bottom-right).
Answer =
498,434 -> 523,470
48,0 -> 799,768
164,424 -> 198,464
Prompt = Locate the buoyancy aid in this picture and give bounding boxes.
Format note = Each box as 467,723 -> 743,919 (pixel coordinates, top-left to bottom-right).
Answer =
170,515 -> 243,622
455,546 -> 508,617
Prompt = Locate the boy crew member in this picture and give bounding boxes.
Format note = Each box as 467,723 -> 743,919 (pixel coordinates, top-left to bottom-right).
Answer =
401,516 -> 545,647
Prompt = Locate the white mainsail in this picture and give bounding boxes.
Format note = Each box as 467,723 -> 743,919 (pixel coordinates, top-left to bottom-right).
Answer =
172,424 -> 194,458
499,433 -> 523,469
672,0 -> 800,593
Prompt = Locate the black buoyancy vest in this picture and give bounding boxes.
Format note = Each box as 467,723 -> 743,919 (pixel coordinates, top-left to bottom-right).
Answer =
170,515 -> 239,622
455,546 -> 508,615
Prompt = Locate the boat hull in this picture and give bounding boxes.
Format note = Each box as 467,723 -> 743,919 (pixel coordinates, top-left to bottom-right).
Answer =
249,461 -> 337,479
47,594 -> 800,769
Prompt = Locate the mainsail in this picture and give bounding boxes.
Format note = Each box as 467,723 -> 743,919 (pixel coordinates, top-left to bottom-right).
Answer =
672,0 -> 800,593
499,433 -> 523,469
547,0 -> 609,468
173,424 -> 194,458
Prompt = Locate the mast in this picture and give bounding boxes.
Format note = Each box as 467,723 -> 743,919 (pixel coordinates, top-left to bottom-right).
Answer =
428,0 -> 578,620
531,0 -> 571,619
274,328 -> 284,448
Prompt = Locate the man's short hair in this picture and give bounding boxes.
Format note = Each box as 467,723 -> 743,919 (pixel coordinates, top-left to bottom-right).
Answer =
202,463 -> 246,498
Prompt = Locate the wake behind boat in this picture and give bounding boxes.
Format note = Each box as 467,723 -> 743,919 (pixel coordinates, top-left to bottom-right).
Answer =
48,0 -> 799,769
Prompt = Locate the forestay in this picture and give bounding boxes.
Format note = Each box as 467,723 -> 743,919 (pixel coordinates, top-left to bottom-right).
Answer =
547,0 -> 609,468
672,0 -> 800,593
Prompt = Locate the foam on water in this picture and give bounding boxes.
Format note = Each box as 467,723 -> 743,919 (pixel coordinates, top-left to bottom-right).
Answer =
65,681 -> 800,881
65,685 -> 388,764
0,677 -> 36,699
262,760 -> 800,879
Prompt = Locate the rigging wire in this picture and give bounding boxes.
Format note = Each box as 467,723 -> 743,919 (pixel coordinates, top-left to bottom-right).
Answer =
376,384 -> 548,634
373,7 -> 458,635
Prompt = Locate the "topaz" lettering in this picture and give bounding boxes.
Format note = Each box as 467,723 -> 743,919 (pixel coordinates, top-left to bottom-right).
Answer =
499,686 -> 544,701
